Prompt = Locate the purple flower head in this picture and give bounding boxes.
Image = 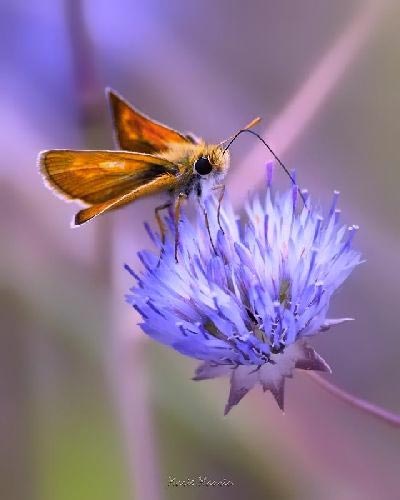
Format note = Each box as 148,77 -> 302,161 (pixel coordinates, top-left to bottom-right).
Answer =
126,162 -> 362,414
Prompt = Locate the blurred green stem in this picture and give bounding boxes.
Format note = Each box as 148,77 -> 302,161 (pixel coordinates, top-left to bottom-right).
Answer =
307,372 -> 400,428
112,216 -> 162,500
64,1 -> 161,497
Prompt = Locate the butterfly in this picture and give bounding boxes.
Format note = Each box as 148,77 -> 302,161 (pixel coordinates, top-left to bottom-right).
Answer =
39,89 -> 261,260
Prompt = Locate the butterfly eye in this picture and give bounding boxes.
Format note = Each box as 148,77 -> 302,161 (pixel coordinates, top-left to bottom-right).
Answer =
194,157 -> 213,175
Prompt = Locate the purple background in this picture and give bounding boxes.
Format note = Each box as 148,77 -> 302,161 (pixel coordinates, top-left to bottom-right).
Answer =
1,1 -> 399,499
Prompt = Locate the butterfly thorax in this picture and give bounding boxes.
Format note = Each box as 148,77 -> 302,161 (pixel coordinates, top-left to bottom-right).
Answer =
157,142 -> 230,196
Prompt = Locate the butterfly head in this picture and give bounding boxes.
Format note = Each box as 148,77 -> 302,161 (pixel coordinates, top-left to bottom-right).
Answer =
193,144 -> 230,179
185,145 -> 228,198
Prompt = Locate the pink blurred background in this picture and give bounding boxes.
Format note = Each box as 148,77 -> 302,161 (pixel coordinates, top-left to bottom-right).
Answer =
1,1 -> 400,499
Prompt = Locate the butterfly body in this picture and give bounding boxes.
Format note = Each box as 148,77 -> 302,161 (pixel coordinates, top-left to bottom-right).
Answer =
157,141 -> 229,196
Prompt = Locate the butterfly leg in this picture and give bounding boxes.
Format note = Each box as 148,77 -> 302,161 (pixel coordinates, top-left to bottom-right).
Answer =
212,183 -> 225,233
197,199 -> 217,255
174,193 -> 187,263
155,201 -> 172,266
155,201 -> 172,245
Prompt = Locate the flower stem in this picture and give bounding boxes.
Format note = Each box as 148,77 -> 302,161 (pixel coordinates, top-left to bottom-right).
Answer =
306,372 -> 400,428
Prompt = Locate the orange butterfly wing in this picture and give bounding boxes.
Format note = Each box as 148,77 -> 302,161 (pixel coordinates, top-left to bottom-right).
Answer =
74,176 -> 176,225
39,150 -> 178,224
107,89 -> 191,153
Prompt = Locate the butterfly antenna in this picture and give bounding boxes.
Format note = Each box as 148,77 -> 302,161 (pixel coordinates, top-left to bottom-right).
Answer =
224,128 -> 305,204
221,117 -> 261,151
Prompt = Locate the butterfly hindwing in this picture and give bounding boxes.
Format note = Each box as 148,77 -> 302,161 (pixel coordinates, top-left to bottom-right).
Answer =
74,175 -> 177,225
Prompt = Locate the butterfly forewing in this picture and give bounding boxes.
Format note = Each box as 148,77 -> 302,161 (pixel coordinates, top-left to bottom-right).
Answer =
108,89 -> 190,153
40,150 -> 178,205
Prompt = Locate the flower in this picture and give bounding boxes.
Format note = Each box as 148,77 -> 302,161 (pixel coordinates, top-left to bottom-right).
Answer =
126,162 -> 362,414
